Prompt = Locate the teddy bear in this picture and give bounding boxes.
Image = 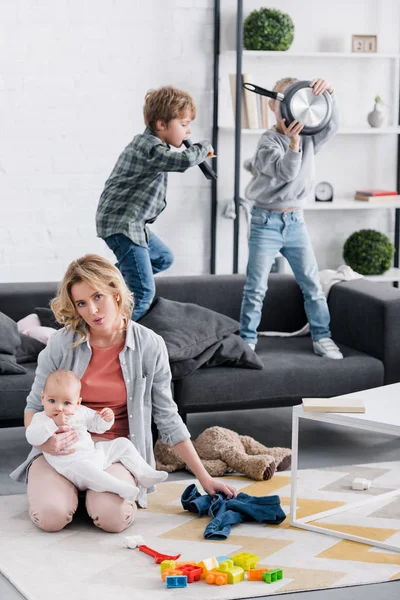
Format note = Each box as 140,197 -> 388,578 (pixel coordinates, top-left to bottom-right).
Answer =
154,426 -> 291,481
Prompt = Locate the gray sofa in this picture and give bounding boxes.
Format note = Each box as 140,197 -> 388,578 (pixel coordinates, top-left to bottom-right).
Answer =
1,274 -> 399,427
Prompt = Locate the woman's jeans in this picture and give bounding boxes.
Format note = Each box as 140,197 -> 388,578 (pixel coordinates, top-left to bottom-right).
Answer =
105,232 -> 173,321
240,208 -> 331,345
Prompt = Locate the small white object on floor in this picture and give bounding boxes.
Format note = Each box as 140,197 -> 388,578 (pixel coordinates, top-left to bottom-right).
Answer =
352,477 -> 371,491
124,535 -> 145,549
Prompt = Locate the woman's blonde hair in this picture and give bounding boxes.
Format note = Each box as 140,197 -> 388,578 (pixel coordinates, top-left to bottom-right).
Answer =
50,254 -> 134,346
143,85 -> 196,130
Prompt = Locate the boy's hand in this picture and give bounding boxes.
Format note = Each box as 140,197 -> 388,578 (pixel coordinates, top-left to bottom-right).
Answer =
206,147 -> 215,158
310,78 -> 333,95
278,118 -> 304,150
53,413 -> 70,427
98,407 -> 114,422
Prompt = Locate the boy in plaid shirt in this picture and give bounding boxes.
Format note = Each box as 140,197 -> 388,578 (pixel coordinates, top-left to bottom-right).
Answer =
96,86 -> 213,320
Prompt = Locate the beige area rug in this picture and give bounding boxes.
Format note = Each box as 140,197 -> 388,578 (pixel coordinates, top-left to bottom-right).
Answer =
1,462 -> 400,600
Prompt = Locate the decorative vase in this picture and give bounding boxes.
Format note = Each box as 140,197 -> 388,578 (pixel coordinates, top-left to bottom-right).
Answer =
367,102 -> 385,128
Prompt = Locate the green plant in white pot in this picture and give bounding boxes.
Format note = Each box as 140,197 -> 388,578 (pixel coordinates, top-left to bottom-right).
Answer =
343,229 -> 394,275
243,8 -> 294,51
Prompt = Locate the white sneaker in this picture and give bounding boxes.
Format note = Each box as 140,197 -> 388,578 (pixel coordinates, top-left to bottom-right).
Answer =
248,343 -> 256,351
313,338 -> 343,360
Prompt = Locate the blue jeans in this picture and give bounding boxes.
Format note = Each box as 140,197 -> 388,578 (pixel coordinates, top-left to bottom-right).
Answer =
240,208 -> 331,345
104,232 -> 173,321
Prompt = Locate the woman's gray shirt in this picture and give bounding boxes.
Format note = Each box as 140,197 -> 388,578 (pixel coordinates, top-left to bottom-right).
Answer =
10,321 -> 190,508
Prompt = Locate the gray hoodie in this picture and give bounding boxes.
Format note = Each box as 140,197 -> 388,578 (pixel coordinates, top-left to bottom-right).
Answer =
244,94 -> 339,209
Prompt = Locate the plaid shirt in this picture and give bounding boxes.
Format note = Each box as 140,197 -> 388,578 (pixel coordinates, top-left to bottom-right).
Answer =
96,128 -> 212,247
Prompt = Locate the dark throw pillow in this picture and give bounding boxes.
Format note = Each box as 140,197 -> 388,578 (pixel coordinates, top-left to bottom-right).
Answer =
138,297 -> 240,362
34,307 -> 63,330
16,333 -> 46,364
138,297 -> 263,380
0,312 -> 27,375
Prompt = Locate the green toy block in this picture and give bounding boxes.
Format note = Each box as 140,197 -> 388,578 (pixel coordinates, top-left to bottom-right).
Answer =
262,569 -> 283,584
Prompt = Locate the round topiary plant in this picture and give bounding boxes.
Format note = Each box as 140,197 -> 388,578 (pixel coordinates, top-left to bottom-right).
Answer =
243,8 -> 295,51
343,229 -> 394,275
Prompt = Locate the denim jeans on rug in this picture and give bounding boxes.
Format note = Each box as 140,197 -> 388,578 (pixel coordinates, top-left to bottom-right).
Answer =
240,207 -> 331,345
105,232 -> 173,321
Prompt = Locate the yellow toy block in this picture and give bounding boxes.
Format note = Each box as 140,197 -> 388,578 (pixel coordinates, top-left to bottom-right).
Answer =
217,560 -> 244,584
248,568 -> 269,581
231,552 -> 260,571
160,560 -> 176,573
205,571 -> 228,586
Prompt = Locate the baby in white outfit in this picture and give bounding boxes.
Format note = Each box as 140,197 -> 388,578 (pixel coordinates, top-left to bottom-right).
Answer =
26,370 -> 168,501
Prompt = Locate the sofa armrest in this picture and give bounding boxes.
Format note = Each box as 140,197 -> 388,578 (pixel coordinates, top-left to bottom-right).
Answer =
328,279 -> 400,384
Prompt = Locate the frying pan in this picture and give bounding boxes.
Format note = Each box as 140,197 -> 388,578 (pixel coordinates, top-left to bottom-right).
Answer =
182,138 -> 217,180
242,80 -> 332,135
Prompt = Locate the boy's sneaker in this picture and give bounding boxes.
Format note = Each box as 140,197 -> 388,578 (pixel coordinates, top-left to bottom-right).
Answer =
248,343 -> 256,351
313,338 -> 343,360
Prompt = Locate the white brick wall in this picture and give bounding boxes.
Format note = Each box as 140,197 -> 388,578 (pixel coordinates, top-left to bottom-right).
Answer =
1,0 -> 399,282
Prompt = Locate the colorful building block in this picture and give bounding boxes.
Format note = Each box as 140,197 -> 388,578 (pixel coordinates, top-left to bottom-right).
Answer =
175,564 -> 202,583
248,568 -> 269,581
217,560 -> 245,584
216,555 -> 231,564
231,552 -> 260,571
262,569 -> 283,584
165,575 -> 187,589
197,556 -> 219,575
161,569 -> 183,582
205,570 -> 228,586
160,560 -> 176,573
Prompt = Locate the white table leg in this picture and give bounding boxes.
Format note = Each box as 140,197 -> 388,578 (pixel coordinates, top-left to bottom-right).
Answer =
290,410 -> 299,525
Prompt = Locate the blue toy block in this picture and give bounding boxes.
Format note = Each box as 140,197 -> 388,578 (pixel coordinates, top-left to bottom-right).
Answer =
165,575 -> 188,589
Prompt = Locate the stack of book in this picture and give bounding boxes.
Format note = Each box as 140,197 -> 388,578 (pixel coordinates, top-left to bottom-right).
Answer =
229,73 -> 269,130
354,189 -> 400,201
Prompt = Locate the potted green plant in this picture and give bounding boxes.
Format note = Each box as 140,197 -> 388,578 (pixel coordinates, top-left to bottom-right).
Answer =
343,229 -> 394,275
243,8 -> 294,51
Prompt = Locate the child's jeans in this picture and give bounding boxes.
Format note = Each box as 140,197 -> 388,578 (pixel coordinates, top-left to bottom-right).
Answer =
105,232 -> 173,321
240,207 -> 331,345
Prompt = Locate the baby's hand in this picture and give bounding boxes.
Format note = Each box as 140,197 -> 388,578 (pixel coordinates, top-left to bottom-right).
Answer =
206,146 -> 215,158
310,78 -> 333,95
53,413 -> 70,427
98,408 -> 114,422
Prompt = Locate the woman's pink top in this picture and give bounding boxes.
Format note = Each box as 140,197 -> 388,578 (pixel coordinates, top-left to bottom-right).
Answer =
80,341 -> 129,439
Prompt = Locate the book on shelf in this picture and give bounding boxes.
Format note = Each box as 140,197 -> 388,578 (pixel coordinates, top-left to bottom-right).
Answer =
302,397 -> 366,413
229,74 -> 269,130
355,189 -> 399,197
229,74 -> 249,129
355,193 -> 400,201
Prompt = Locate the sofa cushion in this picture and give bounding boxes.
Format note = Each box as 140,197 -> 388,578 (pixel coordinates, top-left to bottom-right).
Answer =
138,297 -> 240,361
174,337 -> 384,413
34,307 -> 63,330
0,312 -> 27,375
16,334 -> 46,364
0,362 -> 36,422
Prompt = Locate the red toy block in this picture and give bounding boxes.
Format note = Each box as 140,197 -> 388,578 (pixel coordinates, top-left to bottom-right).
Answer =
177,564 -> 203,583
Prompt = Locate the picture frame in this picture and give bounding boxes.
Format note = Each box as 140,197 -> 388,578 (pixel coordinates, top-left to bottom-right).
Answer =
352,34 -> 377,53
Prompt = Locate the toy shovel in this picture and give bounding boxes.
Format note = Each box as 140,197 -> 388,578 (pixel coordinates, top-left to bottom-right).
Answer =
138,544 -> 181,563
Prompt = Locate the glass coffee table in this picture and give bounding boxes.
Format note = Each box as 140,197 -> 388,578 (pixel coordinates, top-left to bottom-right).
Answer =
290,383 -> 400,552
